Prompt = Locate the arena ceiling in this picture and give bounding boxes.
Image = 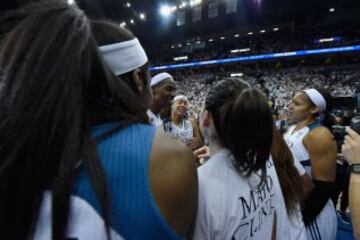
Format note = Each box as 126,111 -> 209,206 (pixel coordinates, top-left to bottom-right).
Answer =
1,0 -> 360,47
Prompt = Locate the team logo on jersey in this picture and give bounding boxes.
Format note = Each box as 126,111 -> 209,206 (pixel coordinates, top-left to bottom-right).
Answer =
285,139 -> 294,148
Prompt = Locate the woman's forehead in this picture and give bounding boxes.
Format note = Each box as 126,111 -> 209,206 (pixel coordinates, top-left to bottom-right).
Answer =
293,91 -> 307,100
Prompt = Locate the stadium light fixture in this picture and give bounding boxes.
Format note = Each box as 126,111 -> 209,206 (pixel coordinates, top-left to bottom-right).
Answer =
220,37 -> 226,40
273,28 -> 279,31
230,48 -> 251,53
231,73 -> 244,77
174,56 -> 188,61
209,39 -> 214,42
126,2 -> 131,8
139,13 -> 146,20
329,8 -> 335,12
130,19 -> 135,24
234,34 -> 240,37
120,22 -> 127,28
171,45 -> 175,49
160,5 -> 172,16
187,42 -> 191,45
197,41 -> 201,44
248,32 -> 253,35
260,30 -> 266,33
67,0 -> 75,5
178,44 -> 182,47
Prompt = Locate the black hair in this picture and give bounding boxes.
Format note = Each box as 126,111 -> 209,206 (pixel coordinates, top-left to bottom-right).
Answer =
271,128 -> 303,216
0,1 -> 147,239
205,78 -> 274,181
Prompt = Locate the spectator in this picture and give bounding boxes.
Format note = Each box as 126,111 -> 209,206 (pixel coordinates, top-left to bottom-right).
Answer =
342,128 -> 360,240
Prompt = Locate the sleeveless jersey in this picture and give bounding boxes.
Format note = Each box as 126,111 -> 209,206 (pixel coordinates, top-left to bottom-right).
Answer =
163,119 -> 193,143
34,124 -> 181,240
284,122 -> 337,240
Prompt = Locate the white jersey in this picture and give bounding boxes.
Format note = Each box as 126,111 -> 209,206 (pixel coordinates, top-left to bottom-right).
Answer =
284,123 -> 337,240
147,110 -> 163,129
34,192 -> 124,240
283,125 -> 312,175
194,149 -> 291,240
280,157 -> 308,240
163,119 -> 193,143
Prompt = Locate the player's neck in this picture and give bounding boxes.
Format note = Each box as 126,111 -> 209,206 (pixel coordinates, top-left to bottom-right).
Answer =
150,104 -> 161,115
295,117 -> 316,132
171,114 -> 183,126
208,137 -> 224,156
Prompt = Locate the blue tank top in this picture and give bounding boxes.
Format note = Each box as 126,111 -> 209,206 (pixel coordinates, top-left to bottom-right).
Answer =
34,124 -> 182,240
77,123 -> 182,239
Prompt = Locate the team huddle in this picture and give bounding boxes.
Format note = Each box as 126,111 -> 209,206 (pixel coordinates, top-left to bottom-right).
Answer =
0,1 -> 357,240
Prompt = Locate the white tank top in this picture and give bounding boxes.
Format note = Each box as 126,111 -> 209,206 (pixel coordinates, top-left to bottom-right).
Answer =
284,122 -> 337,240
163,119 -> 193,143
194,149 -> 291,240
283,122 -> 322,176
34,192 -> 124,240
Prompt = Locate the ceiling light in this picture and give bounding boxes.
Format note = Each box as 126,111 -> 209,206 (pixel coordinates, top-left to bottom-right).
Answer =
160,5 -> 172,16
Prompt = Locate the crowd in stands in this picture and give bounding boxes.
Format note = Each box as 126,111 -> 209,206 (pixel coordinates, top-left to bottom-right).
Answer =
172,66 -> 360,117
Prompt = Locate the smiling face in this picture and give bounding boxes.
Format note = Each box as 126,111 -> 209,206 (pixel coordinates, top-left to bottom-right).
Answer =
152,78 -> 177,110
287,91 -> 318,124
172,97 -> 189,118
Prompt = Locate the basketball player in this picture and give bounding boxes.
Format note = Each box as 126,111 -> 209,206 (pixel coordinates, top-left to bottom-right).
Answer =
164,95 -> 202,150
0,2 -> 197,239
147,72 -> 177,128
284,88 -> 338,240
194,78 -> 291,239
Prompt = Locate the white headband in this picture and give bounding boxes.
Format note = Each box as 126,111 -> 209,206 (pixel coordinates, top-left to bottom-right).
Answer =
173,95 -> 188,102
151,72 -> 173,87
303,89 -> 327,113
99,38 -> 148,76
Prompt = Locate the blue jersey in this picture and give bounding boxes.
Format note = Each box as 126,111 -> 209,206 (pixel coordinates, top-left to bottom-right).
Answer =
34,124 -> 182,240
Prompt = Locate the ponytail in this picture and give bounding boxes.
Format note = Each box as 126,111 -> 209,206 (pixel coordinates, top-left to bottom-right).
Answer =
206,78 -> 273,179
271,128 -> 303,216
